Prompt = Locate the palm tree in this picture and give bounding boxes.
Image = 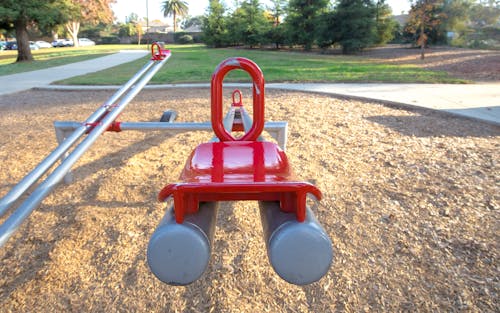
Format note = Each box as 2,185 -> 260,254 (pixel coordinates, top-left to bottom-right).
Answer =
161,0 -> 189,32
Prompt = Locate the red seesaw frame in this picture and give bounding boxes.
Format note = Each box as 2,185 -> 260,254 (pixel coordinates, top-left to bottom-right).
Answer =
158,57 -> 321,223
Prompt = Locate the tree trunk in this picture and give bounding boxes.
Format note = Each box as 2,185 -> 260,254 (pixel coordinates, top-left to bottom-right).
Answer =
15,19 -> 33,62
136,23 -> 142,45
173,12 -> 177,33
420,13 -> 425,60
66,21 -> 80,47
52,30 -> 59,41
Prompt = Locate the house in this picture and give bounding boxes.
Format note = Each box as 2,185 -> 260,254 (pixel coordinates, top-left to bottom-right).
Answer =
140,20 -> 170,33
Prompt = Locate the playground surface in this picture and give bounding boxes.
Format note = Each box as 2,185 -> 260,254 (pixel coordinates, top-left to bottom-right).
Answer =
0,87 -> 498,311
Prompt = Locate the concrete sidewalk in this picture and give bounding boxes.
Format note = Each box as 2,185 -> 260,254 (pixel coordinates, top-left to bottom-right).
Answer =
0,50 -> 498,125
0,50 -> 148,96
269,83 -> 500,125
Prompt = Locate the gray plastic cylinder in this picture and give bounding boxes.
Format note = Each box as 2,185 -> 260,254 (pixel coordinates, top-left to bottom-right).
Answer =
147,202 -> 218,285
259,201 -> 333,285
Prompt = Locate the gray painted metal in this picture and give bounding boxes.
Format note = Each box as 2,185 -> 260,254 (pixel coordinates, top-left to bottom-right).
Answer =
259,201 -> 333,285
147,202 -> 219,285
53,121 -> 288,150
239,106 -> 288,151
0,55 -> 170,247
159,110 -> 178,122
0,60 -> 156,218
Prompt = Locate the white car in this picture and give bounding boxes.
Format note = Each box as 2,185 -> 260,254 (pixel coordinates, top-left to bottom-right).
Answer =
34,40 -> 52,48
52,39 -> 73,47
29,41 -> 39,50
78,38 -> 95,46
61,38 -> 74,47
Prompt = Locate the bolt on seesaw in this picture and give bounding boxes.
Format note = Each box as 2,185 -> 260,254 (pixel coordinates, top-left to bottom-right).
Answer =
0,45 -> 333,286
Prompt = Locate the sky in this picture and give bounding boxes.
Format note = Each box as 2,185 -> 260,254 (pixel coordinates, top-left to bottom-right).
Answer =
111,0 -> 411,23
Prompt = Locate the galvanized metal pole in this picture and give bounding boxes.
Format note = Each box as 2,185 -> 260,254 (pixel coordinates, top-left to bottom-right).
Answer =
0,60 -> 156,218
0,54 -> 170,247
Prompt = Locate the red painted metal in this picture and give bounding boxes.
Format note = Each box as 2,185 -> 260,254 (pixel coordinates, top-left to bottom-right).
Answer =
231,108 -> 244,132
232,90 -> 243,107
158,58 -> 322,224
158,141 -> 322,223
107,121 -> 122,132
151,42 -> 171,61
231,90 -> 245,132
211,57 -> 264,142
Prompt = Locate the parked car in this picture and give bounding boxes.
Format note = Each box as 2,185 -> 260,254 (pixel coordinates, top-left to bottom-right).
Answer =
34,40 -> 52,48
3,41 -> 39,50
78,38 -> 95,46
52,39 -> 63,47
52,39 -> 73,47
29,41 -> 39,50
61,38 -> 74,47
5,41 -> 17,50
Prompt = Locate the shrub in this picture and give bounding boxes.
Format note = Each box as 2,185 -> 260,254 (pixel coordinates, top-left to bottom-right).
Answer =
99,36 -> 120,44
177,34 -> 193,44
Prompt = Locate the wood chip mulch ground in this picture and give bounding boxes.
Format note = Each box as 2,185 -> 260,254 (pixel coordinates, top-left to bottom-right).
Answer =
0,87 -> 498,312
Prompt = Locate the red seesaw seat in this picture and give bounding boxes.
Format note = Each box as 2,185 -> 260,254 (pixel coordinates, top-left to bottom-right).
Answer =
158,140 -> 321,223
158,57 -> 322,224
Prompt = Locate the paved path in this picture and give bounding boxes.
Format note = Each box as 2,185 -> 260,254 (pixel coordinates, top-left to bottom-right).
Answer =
0,50 -> 149,96
1,50 -> 498,125
269,83 -> 500,125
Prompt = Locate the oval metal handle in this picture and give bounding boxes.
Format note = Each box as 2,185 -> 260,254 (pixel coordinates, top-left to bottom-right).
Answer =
210,57 -> 265,141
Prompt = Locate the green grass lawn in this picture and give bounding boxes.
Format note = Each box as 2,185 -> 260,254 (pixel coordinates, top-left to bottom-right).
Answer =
58,45 -> 467,84
1,44 -> 468,84
0,44 -> 146,76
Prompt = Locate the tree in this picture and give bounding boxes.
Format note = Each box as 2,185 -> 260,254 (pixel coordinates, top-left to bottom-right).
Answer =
65,0 -> 115,48
333,0 -> 376,54
118,22 -> 136,37
266,0 -> 287,48
437,0 -> 473,44
181,15 -> 203,29
0,0 -> 69,62
316,10 -> 338,49
285,0 -> 329,50
161,0 -> 189,32
202,0 -> 229,47
123,12 -> 143,44
406,0 -> 446,59
228,0 -> 271,47
374,0 -> 398,45
227,6 -> 245,45
126,12 -> 140,24
135,22 -> 144,45
470,0 -> 500,27
268,0 -> 287,25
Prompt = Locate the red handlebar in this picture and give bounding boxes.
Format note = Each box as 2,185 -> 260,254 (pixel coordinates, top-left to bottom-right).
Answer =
151,42 -> 170,60
211,57 -> 265,141
232,90 -> 243,107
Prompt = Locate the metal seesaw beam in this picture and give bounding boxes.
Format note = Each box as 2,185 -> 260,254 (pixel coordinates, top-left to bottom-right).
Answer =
0,43 -> 171,247
0,59 -> 157,218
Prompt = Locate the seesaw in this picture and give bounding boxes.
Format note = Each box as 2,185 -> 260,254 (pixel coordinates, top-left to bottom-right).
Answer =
0,43 -> 333,286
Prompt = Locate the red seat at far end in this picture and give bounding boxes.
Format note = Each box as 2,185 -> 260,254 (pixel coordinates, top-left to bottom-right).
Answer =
158,141 -> 322,223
